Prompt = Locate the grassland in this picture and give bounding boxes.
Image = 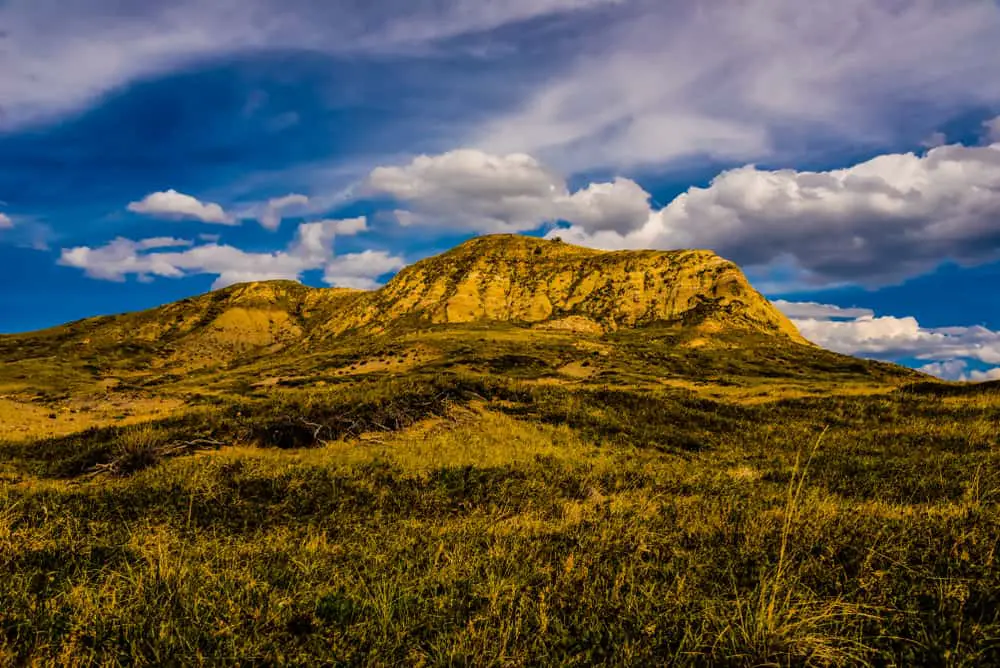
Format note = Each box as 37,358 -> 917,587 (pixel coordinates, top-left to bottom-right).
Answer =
0,237 -> 994,665
1,315 -> 999,666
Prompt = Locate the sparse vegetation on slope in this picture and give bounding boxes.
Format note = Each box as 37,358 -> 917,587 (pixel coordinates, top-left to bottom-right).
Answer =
0,235 -> 806,381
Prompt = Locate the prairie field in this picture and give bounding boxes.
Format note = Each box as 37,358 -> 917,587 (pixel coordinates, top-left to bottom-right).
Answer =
2,324 -> 999,666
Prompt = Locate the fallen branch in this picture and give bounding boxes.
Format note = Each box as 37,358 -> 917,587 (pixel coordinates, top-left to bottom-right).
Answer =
84,437 -> 225,478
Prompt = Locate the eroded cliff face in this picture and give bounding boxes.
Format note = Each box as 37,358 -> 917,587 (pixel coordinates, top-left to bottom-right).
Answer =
316,235 -> 806,343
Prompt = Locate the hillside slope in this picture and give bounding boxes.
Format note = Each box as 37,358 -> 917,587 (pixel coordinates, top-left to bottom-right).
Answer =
0,234 -> 920,443
0,280 -> 361,370
0,235 -> 805,367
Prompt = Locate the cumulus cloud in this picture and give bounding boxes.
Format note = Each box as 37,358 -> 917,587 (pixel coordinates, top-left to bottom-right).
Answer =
917,360 -> 970,381
367,143 -> 1000,288
559,178 -> 654,235
127,190 -> 234,225
259,193 -> 310,230
970,368 -> 1000,382
366,149 -> 650,233
134,237 -> 193,251
782,300 -> 1000,382
918,360 -> 1000,383
793,315 -> 1000,366
0,213 -> 12,229
553,142 -> 1000,286
58,217 -> 401,290
289,217 -> 366,261
323,250 -> 407,289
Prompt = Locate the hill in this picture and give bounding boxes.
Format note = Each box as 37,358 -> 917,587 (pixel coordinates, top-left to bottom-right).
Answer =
313,235 -> 807,340
0,234 -> 911,436
0,235 -> 805,365
7,236 -> 1000,666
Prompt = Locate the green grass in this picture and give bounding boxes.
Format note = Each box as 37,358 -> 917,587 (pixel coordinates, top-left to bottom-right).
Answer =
2,367 -> 1000,666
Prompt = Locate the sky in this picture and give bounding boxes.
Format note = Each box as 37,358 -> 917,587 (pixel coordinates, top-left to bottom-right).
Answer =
1,0 -> 1000,380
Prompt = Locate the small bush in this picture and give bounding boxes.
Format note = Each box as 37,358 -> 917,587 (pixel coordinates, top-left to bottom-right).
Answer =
111,424 -> 169,475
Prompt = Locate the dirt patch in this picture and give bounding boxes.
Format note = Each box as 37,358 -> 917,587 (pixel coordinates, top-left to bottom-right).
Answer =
0,396 -> 185,443
558,362 -> 597,379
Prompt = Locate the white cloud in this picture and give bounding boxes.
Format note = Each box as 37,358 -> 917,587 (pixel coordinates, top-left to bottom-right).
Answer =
259,193 -> 310,230
323,250 -> 407,289
288,217 -> 366,261
59,238 -> 188,282
970,367 -> 1000,382
58,216 -> 400,290
134,237 -> 193,251
782,300 -> 1000,382
917,360 -> 970,381
559,178 -> 653,235
473,0 -> 1000,171
366,149 -> 650,233
367,143 -> 1000,288
553,142 -> 1000,286
0,213 -> 12,229
367,150 -> 563,232
309,217 -> 367,236
773,300 -> 874,320
793,315 -> 1000,366
918,360 -> 1000,383
127,190 -> 234,225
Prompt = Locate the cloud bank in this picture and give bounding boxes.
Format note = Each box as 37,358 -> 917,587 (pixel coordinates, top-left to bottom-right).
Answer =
369,143 -> 1000,288
777,300 -> 1000,382
3,0 -> 997,181
557,142 -> 1000,286
56,137 -> 1000,301
917,361 -> 1000,383
59,216 -> 401,290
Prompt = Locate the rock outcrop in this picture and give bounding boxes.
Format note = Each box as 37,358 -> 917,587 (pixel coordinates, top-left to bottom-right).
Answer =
317,235 -> 806,343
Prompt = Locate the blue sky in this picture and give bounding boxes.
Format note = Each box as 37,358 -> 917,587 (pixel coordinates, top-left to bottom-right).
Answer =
1,0 -> 1000,380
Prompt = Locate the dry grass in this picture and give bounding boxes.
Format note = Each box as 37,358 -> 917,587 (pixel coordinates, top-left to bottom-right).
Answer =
2,372 -> 999,665
0,396 -> 185,444
0,274 -> 987,665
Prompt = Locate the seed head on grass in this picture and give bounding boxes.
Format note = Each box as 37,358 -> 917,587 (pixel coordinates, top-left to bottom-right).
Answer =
711,427 -> 878,666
